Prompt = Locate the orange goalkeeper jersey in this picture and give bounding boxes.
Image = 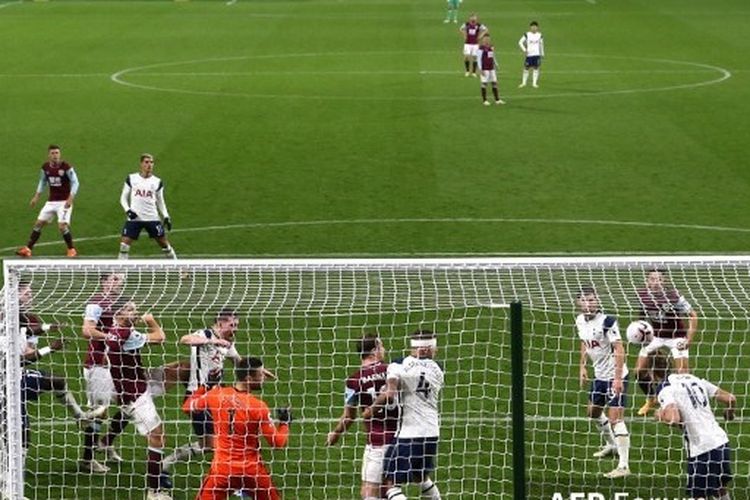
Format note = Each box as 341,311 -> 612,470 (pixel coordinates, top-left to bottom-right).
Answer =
184,386 -> 289,464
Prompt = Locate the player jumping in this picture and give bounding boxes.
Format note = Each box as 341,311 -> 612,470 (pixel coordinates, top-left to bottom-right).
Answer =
476,34 -> 505,106
635,268 -> 698,416
118,153 -> 176,259
459,14 -> 486,77
576,287 -> 631,478
326,334 -> 399,500
518,21 -> 544,88
363,330 -> 444,500
16,144 -> 79,258
184,357 -> 291,500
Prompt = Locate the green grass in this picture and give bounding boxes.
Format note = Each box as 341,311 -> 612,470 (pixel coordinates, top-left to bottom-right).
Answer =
1,0 -> 750,498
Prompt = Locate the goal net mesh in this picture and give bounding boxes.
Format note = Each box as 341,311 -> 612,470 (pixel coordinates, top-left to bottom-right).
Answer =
1,258 -> 748,499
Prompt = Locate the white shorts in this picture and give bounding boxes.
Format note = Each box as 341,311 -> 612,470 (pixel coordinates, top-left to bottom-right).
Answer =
361,444 -> 387,484
639,337 -> 689,360
480,70 -> 497,84
146,366 -> 166,398
37,201 -> 72,225
463,44 -> 479,57
121,391 -> 162,436
84,366 -> 116,408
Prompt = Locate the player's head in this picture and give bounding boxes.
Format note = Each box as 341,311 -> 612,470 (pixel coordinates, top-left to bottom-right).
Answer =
356,333 -> 384,361
214,308 -> 239,341
18,280 -> 33,307
576,286 -> 600,315
100,272 -> 125,296
235,356 -> 266,390
468,13 -> 477,23
481,33 -> 491,45
410,329 -> 437,359
115,301 -> 139,326
140,154 -> 154,177
646,267 -> 669,292
47,144 -> 61,163
530,21 -> 539,33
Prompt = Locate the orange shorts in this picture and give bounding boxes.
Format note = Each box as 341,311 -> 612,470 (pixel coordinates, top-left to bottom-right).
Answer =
197,462 -> 280,500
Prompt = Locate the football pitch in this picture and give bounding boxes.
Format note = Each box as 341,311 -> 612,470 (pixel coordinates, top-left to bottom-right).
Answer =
1,0 -> 749,498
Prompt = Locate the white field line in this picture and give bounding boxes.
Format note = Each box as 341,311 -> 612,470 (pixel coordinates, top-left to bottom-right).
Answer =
109,52 -> 732,101
0,0 -> 22,9
4,217 -> 750,255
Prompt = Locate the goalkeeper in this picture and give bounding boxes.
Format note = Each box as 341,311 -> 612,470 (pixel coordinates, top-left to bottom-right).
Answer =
183,357 -> 290,500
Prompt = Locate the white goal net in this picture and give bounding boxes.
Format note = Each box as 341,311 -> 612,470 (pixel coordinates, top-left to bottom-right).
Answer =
1,257 -> 748,500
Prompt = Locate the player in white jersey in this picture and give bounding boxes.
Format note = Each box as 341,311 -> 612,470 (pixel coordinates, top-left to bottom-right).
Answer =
118,153 -> 176,259
576,287 -> 631,478
363,330 -> 444,500
518,21 -> 544,88
656,373 -> 735,500
161,308 -> 239,481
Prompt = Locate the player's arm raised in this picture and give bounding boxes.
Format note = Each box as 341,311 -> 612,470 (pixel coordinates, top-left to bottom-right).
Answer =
142,313 -> 165,344
82,305 -> 114,341
261,406 -> 291,448
179,332 -> 231,348
579,341 -> 589,387
685,309 -> 698,349
326,404 -> 357,446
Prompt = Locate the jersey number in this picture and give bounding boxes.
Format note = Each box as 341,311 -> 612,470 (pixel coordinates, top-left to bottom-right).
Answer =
681,382 -> 708,409
416,372 -> 431,399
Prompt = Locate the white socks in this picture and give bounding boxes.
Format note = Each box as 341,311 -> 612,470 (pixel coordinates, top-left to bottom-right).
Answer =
421,479 -> 441,499
521,69 -> 529,85
596,414 -> 616,448
162,244 -> 177,259
118,243 -> 130,259
386,487 -> 407,500
163,441 -> 203,471
612,420 -> 630,469
532,69 -> 540,86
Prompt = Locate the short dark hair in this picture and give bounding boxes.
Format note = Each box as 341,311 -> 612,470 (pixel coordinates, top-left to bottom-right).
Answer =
356,333 -> 380,359
48,144 -> 60,151
647,267 -> 667,276
411,329 -> 436,340
530,21 -> 539,26
215,308 -> 237,324
576,286 -> 597,298
235,357 -> 264,381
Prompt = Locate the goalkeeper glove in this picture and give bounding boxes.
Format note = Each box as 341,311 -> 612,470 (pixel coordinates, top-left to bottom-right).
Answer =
126,210 -> 138,220
276,407 -> 292,424
163,217 -> 172,231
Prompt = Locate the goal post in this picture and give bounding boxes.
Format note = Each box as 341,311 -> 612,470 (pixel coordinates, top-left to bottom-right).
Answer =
2,257 -> 749,499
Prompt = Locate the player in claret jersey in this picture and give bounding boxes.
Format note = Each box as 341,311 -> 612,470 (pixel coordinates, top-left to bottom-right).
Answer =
656,372 -> 736,500
634,268 -> 699,416
119,154 -> 176,259
184,357 -> 291,500
476,34 -> 505,106
459,14 -> 486,77
17,144 -> 80,258
107,302 -> 172,500
326,334 -> 399,500
575,287 -> 631,479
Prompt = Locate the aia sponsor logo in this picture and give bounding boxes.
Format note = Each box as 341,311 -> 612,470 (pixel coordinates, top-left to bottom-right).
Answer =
135,189 -> 154,198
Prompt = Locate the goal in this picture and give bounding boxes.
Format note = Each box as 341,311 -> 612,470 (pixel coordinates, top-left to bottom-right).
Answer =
2,257 -> 748,499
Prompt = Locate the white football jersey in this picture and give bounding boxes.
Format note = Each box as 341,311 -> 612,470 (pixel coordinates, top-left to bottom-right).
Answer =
658,373 -> 729,457
187,328 -> 241,392
120,173 -> 169,222
519,31 -> 544,57
576,312 -> 628,381
387,355 -> 444,439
